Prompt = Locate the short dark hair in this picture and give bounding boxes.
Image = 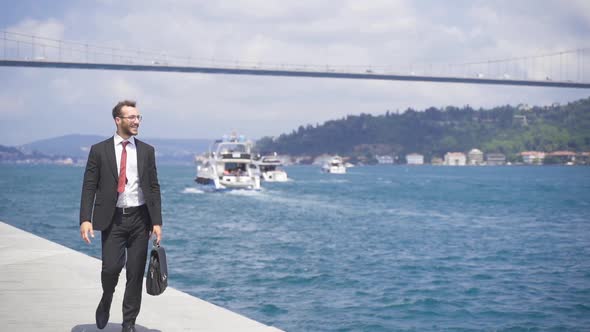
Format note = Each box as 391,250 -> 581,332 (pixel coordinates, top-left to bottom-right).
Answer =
112,100 -> 137,119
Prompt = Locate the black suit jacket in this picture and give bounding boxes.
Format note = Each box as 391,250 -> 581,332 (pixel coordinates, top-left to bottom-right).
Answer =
80,137 -> 162,231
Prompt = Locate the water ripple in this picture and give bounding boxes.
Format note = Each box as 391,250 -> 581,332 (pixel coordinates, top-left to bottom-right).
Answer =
2,165 -> 590,331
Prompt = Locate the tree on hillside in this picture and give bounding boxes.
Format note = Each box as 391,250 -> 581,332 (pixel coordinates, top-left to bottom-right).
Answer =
254,97 -> 590,159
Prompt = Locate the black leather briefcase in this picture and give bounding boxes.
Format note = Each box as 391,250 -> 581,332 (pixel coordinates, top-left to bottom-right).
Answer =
146,241 -> 168,296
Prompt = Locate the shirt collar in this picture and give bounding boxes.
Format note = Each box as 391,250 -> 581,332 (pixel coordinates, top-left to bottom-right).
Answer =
114,133 -> 136,147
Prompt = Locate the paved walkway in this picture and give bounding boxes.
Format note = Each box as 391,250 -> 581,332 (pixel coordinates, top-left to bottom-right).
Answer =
0,221 -> 283,332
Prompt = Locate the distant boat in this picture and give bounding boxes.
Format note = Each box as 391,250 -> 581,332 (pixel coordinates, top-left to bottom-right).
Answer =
255,154 -> 289,182
322,156 -> 346,174
195,134 -> 261,190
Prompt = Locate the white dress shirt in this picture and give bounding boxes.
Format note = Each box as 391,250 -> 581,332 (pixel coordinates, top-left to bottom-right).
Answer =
114,134 -> 145,208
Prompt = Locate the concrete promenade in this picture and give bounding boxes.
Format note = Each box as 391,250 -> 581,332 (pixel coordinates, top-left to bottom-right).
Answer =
0,221 -> 283,332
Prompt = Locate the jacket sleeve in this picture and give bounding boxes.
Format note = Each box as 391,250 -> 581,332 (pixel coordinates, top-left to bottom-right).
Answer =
80,144 -> 99,224
148,146 -> 163,226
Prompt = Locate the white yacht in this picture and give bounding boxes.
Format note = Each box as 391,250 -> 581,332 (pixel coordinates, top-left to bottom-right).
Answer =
322,156 -> 346,174
256,154 -> 288,182
195,135 -> 261,190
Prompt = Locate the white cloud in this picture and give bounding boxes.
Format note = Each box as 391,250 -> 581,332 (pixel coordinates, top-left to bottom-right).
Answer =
7,18 -> 65,40
0,93 -> 26,116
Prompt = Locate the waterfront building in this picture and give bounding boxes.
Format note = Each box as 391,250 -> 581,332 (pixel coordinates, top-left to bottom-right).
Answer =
431,157 -> 444,165
444,152 -> 466,166
486,153 -> 506,166
521,151 -> 545,165
406,153 -> 424,165
577,152 -> 590,165
546,151 -> 576,164
376,155 -> 394,164
468,149 -> 484,165
54,157 -> 74,165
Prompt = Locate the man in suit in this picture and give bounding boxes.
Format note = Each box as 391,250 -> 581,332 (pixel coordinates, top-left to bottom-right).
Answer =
80,100 -> 162,332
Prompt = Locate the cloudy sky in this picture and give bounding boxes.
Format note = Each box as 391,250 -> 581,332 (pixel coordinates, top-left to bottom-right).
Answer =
1,0 -> 589,145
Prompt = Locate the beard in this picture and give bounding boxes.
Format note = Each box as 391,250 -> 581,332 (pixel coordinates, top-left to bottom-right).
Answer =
121,124 -> 138,136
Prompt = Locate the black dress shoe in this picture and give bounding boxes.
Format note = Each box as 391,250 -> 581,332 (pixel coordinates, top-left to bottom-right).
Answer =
95,293 -> 113,329
121,324 -> 136,332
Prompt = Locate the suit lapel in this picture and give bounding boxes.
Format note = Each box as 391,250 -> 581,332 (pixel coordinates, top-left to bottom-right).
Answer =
136,139 -> 145,179
105,137 -> 118,180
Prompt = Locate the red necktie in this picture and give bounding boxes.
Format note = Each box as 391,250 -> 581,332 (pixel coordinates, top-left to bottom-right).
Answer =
117,141 -> 129,193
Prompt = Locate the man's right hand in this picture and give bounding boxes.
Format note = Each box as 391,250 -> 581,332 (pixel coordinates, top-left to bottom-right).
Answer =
80,221 -> 94,244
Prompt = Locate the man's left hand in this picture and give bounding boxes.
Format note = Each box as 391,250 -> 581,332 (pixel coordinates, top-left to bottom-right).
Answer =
152,225 -> 162,245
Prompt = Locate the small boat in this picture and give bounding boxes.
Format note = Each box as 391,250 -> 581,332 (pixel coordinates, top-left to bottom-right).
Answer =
256,154 -> 288,182
195,134 -> 261,190
322,156 -> 346,174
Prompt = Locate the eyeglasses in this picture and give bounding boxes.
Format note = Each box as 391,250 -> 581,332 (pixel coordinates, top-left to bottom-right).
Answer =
118,115 -> 143,121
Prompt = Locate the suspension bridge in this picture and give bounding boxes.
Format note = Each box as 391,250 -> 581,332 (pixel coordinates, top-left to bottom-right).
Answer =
1,31 -> 589,89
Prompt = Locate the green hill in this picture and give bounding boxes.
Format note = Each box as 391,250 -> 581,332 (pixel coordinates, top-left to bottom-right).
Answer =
255,96 -> 590,162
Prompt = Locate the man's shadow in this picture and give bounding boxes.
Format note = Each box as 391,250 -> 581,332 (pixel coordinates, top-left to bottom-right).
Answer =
71,323 -> 162,332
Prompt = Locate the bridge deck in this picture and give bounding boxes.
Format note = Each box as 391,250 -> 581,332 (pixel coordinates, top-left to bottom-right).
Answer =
1,59 -> 589,89
0,221 -> 282,332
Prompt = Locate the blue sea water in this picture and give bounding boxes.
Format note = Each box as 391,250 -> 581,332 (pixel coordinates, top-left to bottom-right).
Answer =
1,164 -> 589,331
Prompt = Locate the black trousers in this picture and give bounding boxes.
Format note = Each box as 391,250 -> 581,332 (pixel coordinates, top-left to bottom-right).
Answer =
101,205 -> 150,324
